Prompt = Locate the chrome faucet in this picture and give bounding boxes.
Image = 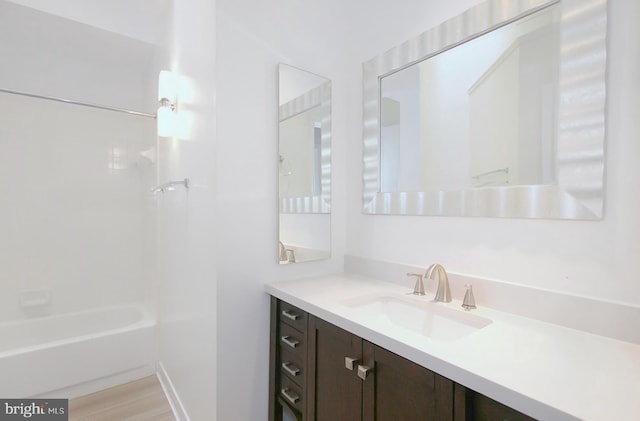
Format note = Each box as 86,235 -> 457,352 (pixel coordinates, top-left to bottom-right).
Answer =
426,263 -> 451,303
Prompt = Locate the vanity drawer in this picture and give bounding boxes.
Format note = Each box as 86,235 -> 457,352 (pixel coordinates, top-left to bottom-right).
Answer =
279,372 -> 304,414
270,298 -> 309,421
278,301 -> 307,332
279,322 -> 307,360
280,345 -> 305,387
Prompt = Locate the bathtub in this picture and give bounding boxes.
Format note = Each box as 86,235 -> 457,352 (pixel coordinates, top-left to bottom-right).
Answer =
0,304 -> 157,398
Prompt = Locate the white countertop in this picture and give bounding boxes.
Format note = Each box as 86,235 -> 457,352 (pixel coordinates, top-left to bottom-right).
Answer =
265,274 -> 640,421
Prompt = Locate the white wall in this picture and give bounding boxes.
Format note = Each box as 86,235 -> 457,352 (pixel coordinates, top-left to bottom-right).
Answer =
345,0 -> 640,306
156,0 -> 218,420
215,0 -> 349,419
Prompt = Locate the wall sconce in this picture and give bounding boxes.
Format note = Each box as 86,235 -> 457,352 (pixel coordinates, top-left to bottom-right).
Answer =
157,70 -> 178,137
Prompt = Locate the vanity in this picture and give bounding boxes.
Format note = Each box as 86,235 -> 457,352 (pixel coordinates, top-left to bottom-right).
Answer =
266,274 -> 640,421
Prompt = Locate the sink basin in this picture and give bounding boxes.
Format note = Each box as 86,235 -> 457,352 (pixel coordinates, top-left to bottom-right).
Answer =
342,294 -> 492,342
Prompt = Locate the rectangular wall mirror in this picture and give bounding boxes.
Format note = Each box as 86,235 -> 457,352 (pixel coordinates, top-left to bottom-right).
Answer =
278,64 -> 331,263
362,0 -> 607,219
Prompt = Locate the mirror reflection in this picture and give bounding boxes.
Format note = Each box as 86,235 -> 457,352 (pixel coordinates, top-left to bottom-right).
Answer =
380,4 -> 560,192
363,0 -> 607,219
278,64 -> 331,264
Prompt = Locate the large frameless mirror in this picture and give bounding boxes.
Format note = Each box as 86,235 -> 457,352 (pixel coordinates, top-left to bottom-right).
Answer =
278,64 -> 331,264
362,0 -> 607,219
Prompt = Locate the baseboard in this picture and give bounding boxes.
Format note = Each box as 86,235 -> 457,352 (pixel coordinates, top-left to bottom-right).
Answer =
156,361 -> 190,421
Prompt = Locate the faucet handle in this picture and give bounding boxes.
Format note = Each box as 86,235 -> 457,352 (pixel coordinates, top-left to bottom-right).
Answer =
407,273 -> 425,295
462,284 -> 477,310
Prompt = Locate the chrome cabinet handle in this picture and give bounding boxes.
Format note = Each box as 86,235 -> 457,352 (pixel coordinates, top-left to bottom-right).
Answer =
357,365 -> 373,381
282,362 -> 300,377
281,336 -> 299,348
345,356 -> 359,371
281,309 -> 299,321
281,388 -> 300,405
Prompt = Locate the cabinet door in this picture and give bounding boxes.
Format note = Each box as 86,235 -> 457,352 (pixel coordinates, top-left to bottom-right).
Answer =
308,316 -> 363,421
363,342 -> 453,421
468,390 -> 536,421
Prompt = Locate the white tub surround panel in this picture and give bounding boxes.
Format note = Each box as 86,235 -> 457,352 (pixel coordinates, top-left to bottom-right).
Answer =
266,275 -> 640,421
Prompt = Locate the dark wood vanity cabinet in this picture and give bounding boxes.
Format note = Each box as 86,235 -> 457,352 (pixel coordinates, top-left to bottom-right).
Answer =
308,316 -> 453,421
269,297 -> 536,421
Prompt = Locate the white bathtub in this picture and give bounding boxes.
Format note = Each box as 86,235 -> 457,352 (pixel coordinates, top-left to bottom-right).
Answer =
0,304 -> 157,398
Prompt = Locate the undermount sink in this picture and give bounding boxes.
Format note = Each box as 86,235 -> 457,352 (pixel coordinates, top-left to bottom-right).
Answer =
342,294 -> 492,342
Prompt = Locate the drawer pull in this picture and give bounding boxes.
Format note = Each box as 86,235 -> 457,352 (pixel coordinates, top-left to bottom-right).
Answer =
357,365 -> 373,381
345,356 -> 358,371
281,336 -> 299,348
281,388 -> 300,405
281,309 -> 299,321
282,362 -> 300,376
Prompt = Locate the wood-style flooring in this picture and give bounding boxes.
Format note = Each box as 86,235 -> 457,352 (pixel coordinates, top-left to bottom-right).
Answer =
68,376 -> 176,421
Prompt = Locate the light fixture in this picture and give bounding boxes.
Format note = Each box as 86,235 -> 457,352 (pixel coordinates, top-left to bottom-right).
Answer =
157,70 -> 178,137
